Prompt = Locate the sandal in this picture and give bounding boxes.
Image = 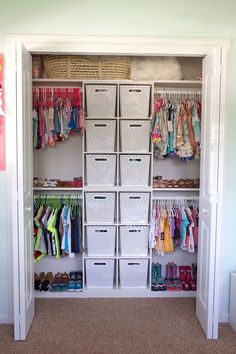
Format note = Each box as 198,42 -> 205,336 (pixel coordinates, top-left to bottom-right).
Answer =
60,272 -> 69,287
51,272 -> 63,290
34,273 -> 41,292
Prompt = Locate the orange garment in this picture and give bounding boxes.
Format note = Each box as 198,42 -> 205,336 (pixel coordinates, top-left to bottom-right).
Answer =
163,209 -> 174,253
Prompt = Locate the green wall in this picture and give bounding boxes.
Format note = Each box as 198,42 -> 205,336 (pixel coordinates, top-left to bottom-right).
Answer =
0,0 -> 235,322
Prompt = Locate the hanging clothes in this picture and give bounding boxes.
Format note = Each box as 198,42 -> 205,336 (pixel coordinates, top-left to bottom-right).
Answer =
151,93 -> 201,162
33,195 -> 82,262
32,87 -> 85,150
149,199 -> 199,256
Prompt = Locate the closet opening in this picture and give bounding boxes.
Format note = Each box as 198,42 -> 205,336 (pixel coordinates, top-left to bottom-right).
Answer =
32,54 -> 202,301
7,36 -> 226,341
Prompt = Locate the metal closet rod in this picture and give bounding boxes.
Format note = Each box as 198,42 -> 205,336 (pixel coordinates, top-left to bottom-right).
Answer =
152,196 -> 199,200
34,195 -> 82,200
154,89 -> 202,95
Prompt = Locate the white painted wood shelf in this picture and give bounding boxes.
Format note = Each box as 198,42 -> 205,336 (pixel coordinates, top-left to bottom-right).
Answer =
33,78 -> 202,86
153,188 -> 200,192
33,187 -> 83,191
35,289 -> 196,298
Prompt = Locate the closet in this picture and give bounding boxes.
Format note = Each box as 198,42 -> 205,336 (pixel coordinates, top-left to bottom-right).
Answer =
9,38 -> 224,341
32,55 -> 202,297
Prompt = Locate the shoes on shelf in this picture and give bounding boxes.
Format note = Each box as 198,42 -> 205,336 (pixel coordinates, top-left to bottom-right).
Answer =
151,263 -> 166,291
153,177 -> 200,189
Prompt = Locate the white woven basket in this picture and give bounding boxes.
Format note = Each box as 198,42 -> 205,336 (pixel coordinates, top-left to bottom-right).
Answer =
120,154 -> 150,186
120,226 -> 149,256
85,192 -> 116,223
86,226 -> 116,256
120,120 -> 150,152
86,154 -> 116,186
86,84 -> 117,117
86,120 -> 116,152
119,85 -> 151,118
119,259 -> 148,288
119,192 -> 150,223
86,259 -> 115,289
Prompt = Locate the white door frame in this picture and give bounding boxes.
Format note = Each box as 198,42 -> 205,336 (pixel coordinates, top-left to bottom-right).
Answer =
4,34 -> 230,333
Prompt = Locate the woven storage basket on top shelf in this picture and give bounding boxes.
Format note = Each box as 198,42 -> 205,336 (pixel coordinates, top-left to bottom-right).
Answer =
43,55 -> 130,80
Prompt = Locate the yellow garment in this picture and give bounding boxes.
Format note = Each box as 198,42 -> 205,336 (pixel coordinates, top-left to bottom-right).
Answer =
163,209 -> 174,253
155,208 -> 164,253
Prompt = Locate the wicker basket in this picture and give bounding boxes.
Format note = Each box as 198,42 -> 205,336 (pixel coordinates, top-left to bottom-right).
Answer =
43,55 -> 130,80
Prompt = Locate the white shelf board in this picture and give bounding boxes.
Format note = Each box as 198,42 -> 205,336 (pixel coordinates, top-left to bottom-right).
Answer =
118,222 -> 150,226
84,254 -> 117,259
35,288 -> 196,298
153,188 -> 200,192
118,254 -> 150,259
33,79 -> 201,85
32,79 -> 83,87
154,80 -> 202,87
34,187 -> 83,191
119,152 -> 152,155
84,186 -> 152,192
84,222 -> 117,226
84,152 -> 118,155
85,117 -> 118,120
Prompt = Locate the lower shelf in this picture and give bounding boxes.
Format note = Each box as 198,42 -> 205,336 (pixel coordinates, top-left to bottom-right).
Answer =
35,289 -> 196,298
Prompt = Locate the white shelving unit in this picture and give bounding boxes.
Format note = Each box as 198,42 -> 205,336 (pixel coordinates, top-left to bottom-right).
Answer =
33,78 -> 201,298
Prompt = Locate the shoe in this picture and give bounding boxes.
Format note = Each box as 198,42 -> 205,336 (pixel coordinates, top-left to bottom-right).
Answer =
67,271 -> 78,292
156,263 -> 166,291
186,266 -> 196,291
171,263 -> 182,291
179,266 -> 189,291
40,272 -> 54,292
151,262 -> 158,291
34,273 -> 41,292
165,263 -> 174,291
51,272 -> 63,291
192,263 -> 197,282
75,280 -> 83,292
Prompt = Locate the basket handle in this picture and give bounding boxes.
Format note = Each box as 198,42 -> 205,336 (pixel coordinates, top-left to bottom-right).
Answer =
95,229 -> 108,233
128,89 -> 141,93
128,262 -> 140,266
129,124 -> 142,128
94,124 -> 107,127
95,158 -> 107,161
94,196 -> 106,200
129,229 -> 141,233
129,196 -> 141,200
95,89 -> 107,92
94,262 -> 106,266
128,158 -> 141,162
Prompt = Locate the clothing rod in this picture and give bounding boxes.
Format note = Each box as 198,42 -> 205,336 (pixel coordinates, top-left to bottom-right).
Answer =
34,195 -> 82,200
152,196 -> 199,200
155,87 -> 202,91
154,90 -> 202,95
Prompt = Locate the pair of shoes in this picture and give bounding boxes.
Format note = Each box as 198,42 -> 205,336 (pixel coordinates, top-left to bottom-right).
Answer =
67,271 -> 83,292
51,272 -> 70,291
165,263 -> 182,291
34,272 -> 54,292
151,263 -> 166,291
179,266 -> 196,291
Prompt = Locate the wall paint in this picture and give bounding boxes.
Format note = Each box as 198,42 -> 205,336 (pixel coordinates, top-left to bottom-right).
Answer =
0,0 -> 235,322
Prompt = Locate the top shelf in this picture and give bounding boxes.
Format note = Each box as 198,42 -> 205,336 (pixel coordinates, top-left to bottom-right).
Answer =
32,79 -> 202,88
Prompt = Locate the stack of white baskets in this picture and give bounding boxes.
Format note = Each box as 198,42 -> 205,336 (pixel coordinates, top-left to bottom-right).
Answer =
84,82 -> 152,291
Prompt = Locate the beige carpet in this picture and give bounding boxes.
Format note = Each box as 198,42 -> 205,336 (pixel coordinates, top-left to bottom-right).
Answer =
0,298 -> 236,354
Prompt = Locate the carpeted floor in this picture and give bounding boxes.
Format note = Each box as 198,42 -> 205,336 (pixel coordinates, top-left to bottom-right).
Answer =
0,298 -> 236,354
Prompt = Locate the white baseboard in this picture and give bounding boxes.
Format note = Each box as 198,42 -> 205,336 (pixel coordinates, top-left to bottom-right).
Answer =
0,315 -> 12,324
219,313 -> 229,323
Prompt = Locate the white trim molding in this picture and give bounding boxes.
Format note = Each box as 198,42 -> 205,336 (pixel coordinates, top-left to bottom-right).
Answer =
4,34 -> 230,335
